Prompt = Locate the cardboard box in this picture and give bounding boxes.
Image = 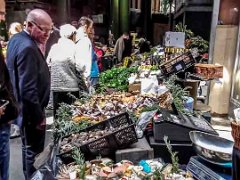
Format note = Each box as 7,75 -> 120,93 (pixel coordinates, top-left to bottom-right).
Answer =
128,83 -> 141,93
195,63 -> 223,80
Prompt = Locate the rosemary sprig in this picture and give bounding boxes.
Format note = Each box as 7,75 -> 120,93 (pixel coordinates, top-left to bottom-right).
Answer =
72,148 -> 86,179
53,103 -> 91,143
163,136 -> 180,174
165,75 -> 192,115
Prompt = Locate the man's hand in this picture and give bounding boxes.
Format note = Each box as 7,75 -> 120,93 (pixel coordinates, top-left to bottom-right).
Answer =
0,106 -> 6,118
36,118 -> 46,131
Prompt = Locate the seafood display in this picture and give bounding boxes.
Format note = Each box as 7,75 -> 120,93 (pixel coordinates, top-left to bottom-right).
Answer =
59,111 -> 138,155
57,163 -> 80,179
56,158 -> 193,180
71,91 -> 172,124
59,126 -> 123,154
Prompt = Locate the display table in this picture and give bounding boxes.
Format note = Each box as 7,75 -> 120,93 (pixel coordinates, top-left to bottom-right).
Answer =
115,137 -> 154,164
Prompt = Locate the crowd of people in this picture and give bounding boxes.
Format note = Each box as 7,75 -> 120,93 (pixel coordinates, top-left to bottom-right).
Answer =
0,8 -> 103,180
0,6 -> 144,179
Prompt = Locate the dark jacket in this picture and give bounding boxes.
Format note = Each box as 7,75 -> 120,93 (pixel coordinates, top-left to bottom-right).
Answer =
113,36 -> 132,63
6,31 -> 50,127
113,36 -> 125,62
0,52 -> 18,124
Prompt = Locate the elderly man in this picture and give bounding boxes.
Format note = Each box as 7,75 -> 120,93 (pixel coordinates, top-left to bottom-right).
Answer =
6,9 -> 52,179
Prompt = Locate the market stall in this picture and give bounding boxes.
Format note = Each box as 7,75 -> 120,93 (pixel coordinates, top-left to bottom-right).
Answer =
32,27 -> 233,180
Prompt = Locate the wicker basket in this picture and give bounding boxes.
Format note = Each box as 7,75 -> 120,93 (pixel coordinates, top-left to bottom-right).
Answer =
231,121 -> 240,150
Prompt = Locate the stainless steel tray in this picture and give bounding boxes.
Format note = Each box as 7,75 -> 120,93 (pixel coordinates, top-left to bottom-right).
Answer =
189,131 -> 234,165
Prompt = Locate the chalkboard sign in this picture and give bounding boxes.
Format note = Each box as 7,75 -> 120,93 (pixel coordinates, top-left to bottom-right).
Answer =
159,51 -> 196,76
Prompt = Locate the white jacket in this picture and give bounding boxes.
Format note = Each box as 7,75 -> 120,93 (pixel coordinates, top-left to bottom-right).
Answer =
47,37 -> 79,91
75,27 -> 92,79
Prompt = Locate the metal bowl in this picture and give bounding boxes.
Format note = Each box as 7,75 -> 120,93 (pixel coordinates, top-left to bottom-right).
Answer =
189,131 -> 234,166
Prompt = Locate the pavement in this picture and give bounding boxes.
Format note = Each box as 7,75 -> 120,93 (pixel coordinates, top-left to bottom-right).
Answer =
9,110 -> 54,180
211,116 -> 233,141
9,111 -> 233,180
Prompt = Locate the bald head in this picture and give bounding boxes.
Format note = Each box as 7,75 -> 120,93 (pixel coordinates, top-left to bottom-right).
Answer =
26,9 -> 52,26
25,9 -> 53,44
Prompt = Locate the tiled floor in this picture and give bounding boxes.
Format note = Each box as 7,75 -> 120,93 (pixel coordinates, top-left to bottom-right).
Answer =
211,116 -> 233,141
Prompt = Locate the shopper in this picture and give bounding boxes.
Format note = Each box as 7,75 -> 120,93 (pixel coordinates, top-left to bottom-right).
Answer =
75,16 -> 94,89
8,22 -> 23,139
113,32 -> 132,63
8,22 -> 23,38
6,9 -> 52,179
45,25 -> 60,59
88,28 -> 100,90
0,46 -> 18,180
47,24 -> 82,117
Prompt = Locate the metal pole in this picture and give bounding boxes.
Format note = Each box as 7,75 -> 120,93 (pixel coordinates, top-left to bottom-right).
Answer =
137,0 -> 141,9
57,0 -> 68,25
141,0 -> 152,40
208,0 -> 220,65
169,0 -> 173,30
132,0 -> 136,9
205,0 -> 220,105
112,0 -> 120,38
120,0 -> 129,34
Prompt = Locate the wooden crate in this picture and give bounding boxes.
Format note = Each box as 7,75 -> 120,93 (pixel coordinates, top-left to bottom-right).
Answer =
195,63 -> 223,80
128,83 -> 141,93
231,122 -> 240,150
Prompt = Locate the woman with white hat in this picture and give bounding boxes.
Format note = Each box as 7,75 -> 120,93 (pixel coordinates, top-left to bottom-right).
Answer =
47,24 -> 86,118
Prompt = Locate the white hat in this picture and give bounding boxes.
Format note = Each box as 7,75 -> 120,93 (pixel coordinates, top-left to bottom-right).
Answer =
59,24 -> 76,38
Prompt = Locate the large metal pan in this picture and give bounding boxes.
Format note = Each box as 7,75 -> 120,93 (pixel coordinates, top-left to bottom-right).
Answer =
189,131 -> 234,166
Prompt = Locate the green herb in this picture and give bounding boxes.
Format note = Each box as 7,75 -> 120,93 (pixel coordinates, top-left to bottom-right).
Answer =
175,23 -> 209,54
152,169 -> 164,180
175,23 -> 194,39
189,36 -> 209,54
98,66 -> 138,92
165,75 -> 192,115
140,104 -> 161,113
72,148 -> 86,179
127,111 -> 138,122
163,136 -> 180,174
53,103 -> 92,143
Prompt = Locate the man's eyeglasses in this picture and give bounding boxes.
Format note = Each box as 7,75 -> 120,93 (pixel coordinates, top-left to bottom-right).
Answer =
31,21 -> 53,34
0,11 -> 6,16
